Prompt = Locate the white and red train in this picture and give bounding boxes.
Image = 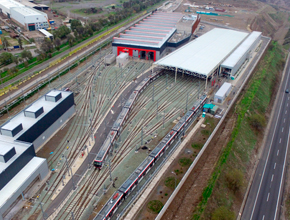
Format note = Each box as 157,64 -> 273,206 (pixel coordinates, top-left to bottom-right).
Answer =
93,92 -> 207,220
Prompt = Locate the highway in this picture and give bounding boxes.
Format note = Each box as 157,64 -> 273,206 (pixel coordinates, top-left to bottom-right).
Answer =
241,54 -> 290,220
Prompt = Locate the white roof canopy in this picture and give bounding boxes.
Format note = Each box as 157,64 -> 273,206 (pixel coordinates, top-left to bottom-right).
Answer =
154,28 -> 249,77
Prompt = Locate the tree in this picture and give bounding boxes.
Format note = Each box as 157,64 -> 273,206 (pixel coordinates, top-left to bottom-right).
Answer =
21,49 -> 32,61
66,34 -> 75,47
18,37 -> 23,49
13,56 -> 19,65
2,37 -> 9,50
0,52 -> 13,65
53,37 -> 61,51
212,206 -> 235,220
53,25 -> 70,39
41,38 -> 54,53
249,113 -> 266,132
71,19 -> 82,31
225,169 -> 244,193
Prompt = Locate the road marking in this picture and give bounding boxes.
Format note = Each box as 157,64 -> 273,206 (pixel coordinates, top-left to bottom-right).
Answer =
282,127 -> 284,132
262,215 -> 265,220
274,126 -> 290,220
284,118 -> 286,123
277,150 -> 279,156
274,163 -> 276,169
286,110 -> 287,114
249,67 -> 290,220
110,110 -> 114,114
288,103 -> 289,107
267,193 -> 270,201
280,138 -> 282,143
271,174 -> 274,182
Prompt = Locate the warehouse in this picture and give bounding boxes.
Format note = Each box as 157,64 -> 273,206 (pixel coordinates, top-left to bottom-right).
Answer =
0,90 -> 75,220
0,0 -> 49,31
112,11 -> 183,61
214,82 -> 232,103
220,31 -> 262,78
154,28 -> 249,87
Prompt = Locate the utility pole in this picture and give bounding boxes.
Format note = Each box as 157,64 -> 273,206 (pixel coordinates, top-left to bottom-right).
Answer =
39,203 -> 47,220
163,111 -> 165,129
141,127 -> 143,146
186,92 -> 188,112
156,100 -> 159,119
166,74 -> 168,90
70,167 -> 76,190
108,159 -> 112,181
152,80 -> 154,101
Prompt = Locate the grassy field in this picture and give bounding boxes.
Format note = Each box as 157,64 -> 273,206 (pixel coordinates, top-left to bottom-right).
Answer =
191,41 -> 285,220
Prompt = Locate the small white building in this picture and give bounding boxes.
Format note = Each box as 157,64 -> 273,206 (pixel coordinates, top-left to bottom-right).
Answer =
214,82 -> 232,103
0,0 -> 49,31
116,52 -> 129,68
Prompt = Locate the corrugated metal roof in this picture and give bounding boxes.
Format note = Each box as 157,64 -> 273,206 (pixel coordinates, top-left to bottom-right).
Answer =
112,12 -> 182,49
221,31 -> 262,68
215,82 -> 232,97
39,29 -> 53,37
154,28 -> 249,77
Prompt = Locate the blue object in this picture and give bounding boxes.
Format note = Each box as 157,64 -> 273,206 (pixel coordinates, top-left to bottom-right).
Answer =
0,30 -> 2,34
50,152 -> 54,154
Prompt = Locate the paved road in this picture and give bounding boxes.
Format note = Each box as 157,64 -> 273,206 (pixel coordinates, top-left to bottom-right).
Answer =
241,54 -> 290,220
44,68 -> 153,217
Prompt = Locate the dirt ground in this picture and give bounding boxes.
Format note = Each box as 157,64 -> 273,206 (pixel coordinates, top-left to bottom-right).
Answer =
133,116 -> 222,220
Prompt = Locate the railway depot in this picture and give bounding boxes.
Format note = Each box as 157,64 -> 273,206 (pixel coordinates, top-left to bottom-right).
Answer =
0,4 -> 268,219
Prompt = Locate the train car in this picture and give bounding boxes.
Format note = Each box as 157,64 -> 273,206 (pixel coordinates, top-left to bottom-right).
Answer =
136,156 -> 155,182
119,171 -> 140,198
172,116 -> 186,133
124,91 -> 138,110
94,191 -> 124,220
134,78 -> 150,93
94,131 -> 117,169
111,108 -> 130,135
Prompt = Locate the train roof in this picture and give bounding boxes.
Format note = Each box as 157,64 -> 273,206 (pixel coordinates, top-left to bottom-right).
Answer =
149,141 -> 166,158
172,116 -> 186,132
124,91 -> 138,109
134,78 -> 150,92
94,191 -> 123,220
95,131 -> 117,161
119,170 -> 140,193
137,156 -> 154,172
112,108 -> 129,131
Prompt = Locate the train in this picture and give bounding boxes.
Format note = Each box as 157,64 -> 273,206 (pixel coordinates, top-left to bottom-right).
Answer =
93,71 -> 162,169
93,94 -> 207,220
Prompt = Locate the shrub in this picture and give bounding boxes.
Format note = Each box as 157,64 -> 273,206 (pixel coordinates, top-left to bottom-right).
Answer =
249,113 -> 266,132
165,176 -> 178,189
212,206 -> 235,220
225,169 -> 244,193
147,200 -> 163,214
179,157 -> 192,167
192,142 -> 203,150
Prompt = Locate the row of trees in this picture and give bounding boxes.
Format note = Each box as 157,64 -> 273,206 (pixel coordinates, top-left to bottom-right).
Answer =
0,49 -> 32,66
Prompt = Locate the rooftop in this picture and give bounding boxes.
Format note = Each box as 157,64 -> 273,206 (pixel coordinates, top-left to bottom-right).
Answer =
221,31 -> 262,68
0,90 -> 71,141
112,12 -> 182,49
0,0 -> 24,10
154,28 -> 249,77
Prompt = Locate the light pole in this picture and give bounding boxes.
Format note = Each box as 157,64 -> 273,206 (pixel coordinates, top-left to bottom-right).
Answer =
171,171 -> 177,189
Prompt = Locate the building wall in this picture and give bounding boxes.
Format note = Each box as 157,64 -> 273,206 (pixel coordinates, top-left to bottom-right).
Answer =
33,105 -> 75,151
0,144 -> 35,190
225,34 -> 261,76
0,158 -> 48,220
17,93 -> 74,146
10,8 -> 49,30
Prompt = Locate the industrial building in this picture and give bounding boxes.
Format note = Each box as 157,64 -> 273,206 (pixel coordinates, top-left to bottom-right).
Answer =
220,31 -> 262,78
112,11 -> 200,61
214,82 -> 232,103
0,90 -> 75,220
154,28 -> 249,86
0,0 -> 49,31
